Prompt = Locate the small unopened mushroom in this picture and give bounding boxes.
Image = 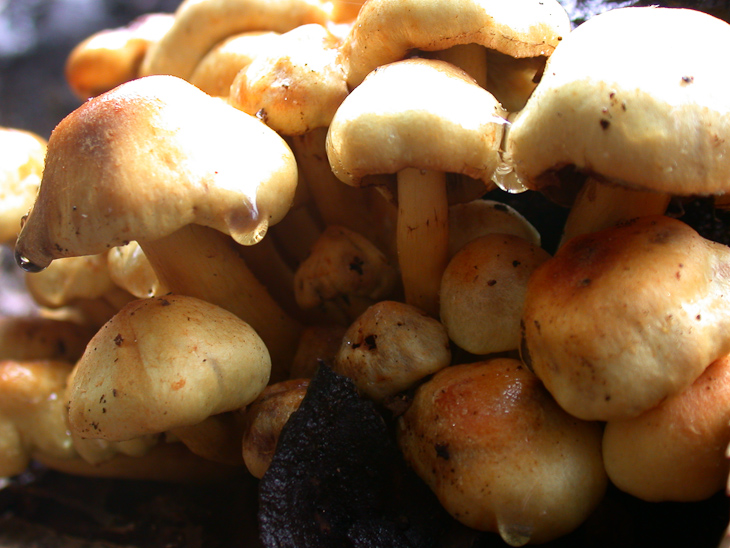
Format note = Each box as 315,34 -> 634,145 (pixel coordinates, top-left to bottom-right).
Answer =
521,215 -> 730,421
602,352 -> 730,502
294,225 -> 399,325
398,358 -> 606,546
327,58 -> 507,316
334,300 -> 451,403
448,198 -> 541,257
14,74 -> 301,379
67,295 -> 271,457
440,233 -> 551,355
242,378 -> 309,478
64,12 -> 175,100
0,127 -> 46,247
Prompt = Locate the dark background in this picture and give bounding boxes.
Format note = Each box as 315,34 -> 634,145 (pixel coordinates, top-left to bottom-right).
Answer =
0,0 -> 183,139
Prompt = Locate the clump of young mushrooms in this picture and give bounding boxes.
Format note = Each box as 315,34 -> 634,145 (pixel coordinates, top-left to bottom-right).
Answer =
5,0 -> 730,545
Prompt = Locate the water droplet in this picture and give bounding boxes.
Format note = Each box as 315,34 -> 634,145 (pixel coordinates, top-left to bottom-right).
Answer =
492,162 -> 529,194
498,521 -> 533,547
14,249 -> 46,273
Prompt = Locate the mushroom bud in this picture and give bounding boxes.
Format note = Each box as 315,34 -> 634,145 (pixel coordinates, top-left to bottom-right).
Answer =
521,215 -> 730,421
398,358 -> 606,546
67,295 -> 271,444
334,300 -> 451,403
440,233 -> 551,355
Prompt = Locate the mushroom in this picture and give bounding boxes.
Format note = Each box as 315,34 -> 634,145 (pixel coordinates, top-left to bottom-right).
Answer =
521,215 -> 730,421
139,0 -> 330,80
0,359 -> 75,477
0,315 -> 95,363
0,127 -> 46,247
64,12 -> 175,100
294,225 -> 400,325
338,0 -> 569,94
66,294 -> 271,463
397,357 -> 607,546
333,300 -> 451,403
327,58 -> 507,316
14,74 -> 300,380
503,7 -> 730,245
107,241 -> 167,299
602,352 -> 730,502
189,31 -> 280,97
440,233 -> 551,355
241,378 -> 309,478
448,198 -> 541,257
24,253 -> 136,328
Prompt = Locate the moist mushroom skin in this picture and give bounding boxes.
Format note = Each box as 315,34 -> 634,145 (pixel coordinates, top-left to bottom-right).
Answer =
397,358 -> 607,546
521,215 -> 730,421
14,74 -> 301,379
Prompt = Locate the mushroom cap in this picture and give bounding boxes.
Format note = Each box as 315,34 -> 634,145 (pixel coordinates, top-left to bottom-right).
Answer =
229,23 -> 348,135
397,358 -> 606,545
67,294 -> 271,441
189,31 -> 280,97
326,58 -> 506,187
440,233 -> 551,355
334,300 -> 451,402
505,7 -> 730,196
15,75 -> 298,272
521,215 -> 730,421
0,127 -> 46,246
140,0 -> 330,80
602,352 -> 730,502
340,0 -> 570,88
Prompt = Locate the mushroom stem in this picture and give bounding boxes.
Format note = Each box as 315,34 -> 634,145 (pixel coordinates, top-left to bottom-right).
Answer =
397,167 -> 449,317
559,177 -> 671,247
433,43 -> 487,88
138,224 -> 301,382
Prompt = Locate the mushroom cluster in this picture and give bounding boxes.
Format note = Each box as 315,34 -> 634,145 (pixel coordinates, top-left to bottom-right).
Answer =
3,0 -> 730,546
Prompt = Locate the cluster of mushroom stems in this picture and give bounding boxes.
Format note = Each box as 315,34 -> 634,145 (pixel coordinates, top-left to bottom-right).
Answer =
3,0 -> 730,545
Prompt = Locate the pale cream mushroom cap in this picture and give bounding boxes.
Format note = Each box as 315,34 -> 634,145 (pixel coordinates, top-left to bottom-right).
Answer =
327,58 -> 506,187
67,294 -> 271,442
229,23 -> 348,135
339,0 -> 570,88
0,127 -> 46,246
603,352 -> 730,502
522,215 -> 730,421
505,7 -> 730,197
398,358 -> 606,546
440,233 -> 551,355
334,300 -> 451,402
14,75 -> 298,271
140,0 -> 330,80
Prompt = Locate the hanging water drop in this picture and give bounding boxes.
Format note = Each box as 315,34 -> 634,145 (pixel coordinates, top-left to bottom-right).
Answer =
14,249 -> 46,273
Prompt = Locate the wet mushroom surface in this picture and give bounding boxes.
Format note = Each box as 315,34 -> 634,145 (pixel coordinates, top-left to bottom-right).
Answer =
2,1 -> 730,548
